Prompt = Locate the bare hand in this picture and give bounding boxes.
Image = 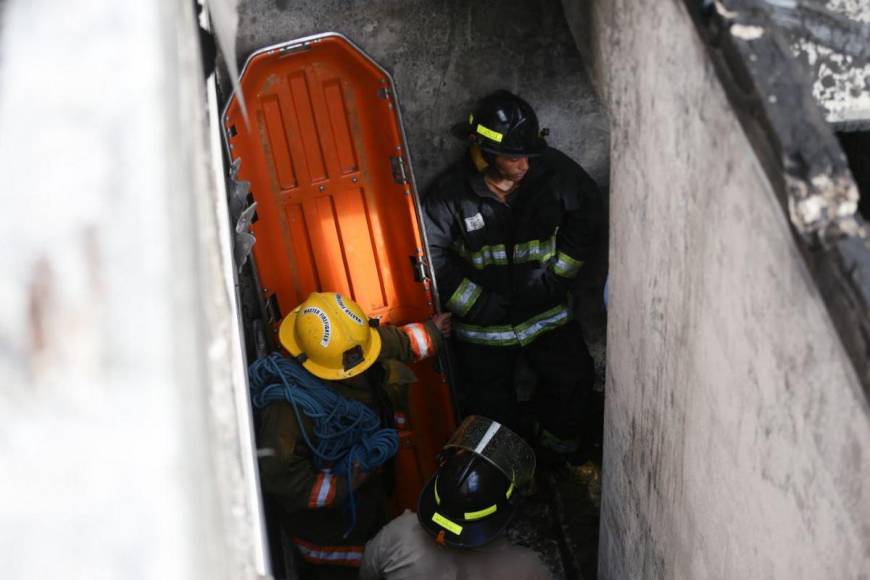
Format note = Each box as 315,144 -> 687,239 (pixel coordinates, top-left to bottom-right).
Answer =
432,312 -> 452,337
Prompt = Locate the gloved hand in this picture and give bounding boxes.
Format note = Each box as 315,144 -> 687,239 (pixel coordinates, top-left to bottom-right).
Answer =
431,312 -> 452,337
466,291 -> 510,325
512,268 -> 568,307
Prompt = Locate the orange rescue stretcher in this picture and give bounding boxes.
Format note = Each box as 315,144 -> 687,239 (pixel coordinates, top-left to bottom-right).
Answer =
222,33 -> 456,512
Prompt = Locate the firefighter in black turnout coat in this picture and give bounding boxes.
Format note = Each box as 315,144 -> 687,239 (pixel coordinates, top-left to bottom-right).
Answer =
424,90 -> 602,460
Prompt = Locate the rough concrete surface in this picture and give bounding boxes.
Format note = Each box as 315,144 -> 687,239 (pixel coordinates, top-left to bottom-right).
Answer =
232,0 -> 611,193
0,1 -> 266,578
564,0 -> 870,578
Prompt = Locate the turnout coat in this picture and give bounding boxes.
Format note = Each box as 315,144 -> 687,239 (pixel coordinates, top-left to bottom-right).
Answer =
257,322 -> 442,568
424,148 -> 601,347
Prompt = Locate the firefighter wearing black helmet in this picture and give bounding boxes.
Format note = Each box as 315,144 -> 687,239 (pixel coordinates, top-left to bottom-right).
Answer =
360,416 -> 550,579
423,90 -> 602,462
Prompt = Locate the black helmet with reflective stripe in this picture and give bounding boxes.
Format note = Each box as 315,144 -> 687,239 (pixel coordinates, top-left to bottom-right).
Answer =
468,90 -> 547,157
417,448 -> 518,548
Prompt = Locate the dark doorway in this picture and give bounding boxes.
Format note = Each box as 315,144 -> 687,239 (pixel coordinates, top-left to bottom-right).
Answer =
837,130 -> 870,221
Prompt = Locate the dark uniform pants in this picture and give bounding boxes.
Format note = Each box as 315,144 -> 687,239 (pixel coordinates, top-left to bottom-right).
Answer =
454,320 -> 599,458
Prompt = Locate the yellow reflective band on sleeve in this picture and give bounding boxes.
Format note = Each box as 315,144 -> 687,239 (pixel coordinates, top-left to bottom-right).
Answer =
464,504 -> 498,521
476,123 -> 503,143
432,512 -> 464,535
553,251 -> 583,279
446,278 -> 483,316
506,482 -> 515,499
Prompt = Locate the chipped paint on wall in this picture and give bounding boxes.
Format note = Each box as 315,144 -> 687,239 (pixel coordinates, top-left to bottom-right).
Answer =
785,1 -> 870,125
786,172 -> 862,238
794,38 -> 870,124
825,0 -> 870,23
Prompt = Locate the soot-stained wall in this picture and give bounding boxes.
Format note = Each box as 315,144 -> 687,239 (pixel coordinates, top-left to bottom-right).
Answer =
563,0 -> 870,578
234,0 -> 610,193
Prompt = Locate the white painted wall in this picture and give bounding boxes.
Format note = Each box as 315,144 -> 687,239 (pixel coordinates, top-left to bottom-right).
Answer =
0,1 -> 266,578
564,0 -> 870,578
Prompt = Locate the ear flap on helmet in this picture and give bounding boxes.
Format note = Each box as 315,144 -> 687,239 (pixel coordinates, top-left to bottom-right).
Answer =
469,143 -> 489,173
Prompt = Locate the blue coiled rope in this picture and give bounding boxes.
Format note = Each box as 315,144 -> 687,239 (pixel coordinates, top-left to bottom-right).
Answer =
249,352 -> 399,535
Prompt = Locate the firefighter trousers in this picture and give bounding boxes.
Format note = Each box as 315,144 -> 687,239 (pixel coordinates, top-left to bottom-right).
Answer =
453,320 -> 600,459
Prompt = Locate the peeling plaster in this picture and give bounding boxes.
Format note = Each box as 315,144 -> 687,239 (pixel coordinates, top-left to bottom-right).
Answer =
794,37 -> 870,124
786,172 -> 862,238
825,0 -> 870,23
771,1 -> 870,124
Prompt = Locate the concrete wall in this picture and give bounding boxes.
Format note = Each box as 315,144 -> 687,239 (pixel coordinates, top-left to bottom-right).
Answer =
0,1 -> 266,578
563,0 -> 870,578
233,0 -> 610,192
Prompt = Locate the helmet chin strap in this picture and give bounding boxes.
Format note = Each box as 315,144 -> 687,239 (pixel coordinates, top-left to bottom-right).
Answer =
469,143 -> 489,173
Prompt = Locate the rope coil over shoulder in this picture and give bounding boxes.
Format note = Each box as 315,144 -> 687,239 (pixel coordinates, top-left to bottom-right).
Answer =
249,352 -> 399,534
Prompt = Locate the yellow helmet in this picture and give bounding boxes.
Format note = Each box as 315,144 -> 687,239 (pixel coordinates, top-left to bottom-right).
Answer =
278,292 -> 382,380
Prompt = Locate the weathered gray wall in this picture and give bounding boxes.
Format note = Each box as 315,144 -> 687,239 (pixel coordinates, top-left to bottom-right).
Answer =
0,0 -> 267,577
563,0 -> 870,578
234,0 -> 610,192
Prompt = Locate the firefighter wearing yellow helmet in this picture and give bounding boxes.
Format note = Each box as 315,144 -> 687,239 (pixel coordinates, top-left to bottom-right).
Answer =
279,292 -> 383,380
255,291 -> 451,575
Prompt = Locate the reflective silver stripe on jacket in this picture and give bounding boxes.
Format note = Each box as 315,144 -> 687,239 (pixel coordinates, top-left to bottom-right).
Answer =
513,305 -> 571,345
452,241 -> 509,270
512,236 -> 556,265
452,230 -> 568,272
454,304 -> 572,346
453,323 -> 519,346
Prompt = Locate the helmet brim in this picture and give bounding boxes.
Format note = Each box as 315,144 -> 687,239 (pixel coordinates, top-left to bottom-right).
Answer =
479,138 -> 547,158
416,474 -> 514,549
278,309 -> 382,381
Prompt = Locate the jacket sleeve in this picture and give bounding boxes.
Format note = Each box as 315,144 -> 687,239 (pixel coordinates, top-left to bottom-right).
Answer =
376,321 -> 442,363
515,163 -> 603,305
423,194 -> 481,316
257,403 -> 350,514
550,165 -> 602,282
424,193 -> 509,323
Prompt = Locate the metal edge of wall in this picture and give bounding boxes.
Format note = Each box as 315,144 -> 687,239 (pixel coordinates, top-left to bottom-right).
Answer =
681,0 -> 870,395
